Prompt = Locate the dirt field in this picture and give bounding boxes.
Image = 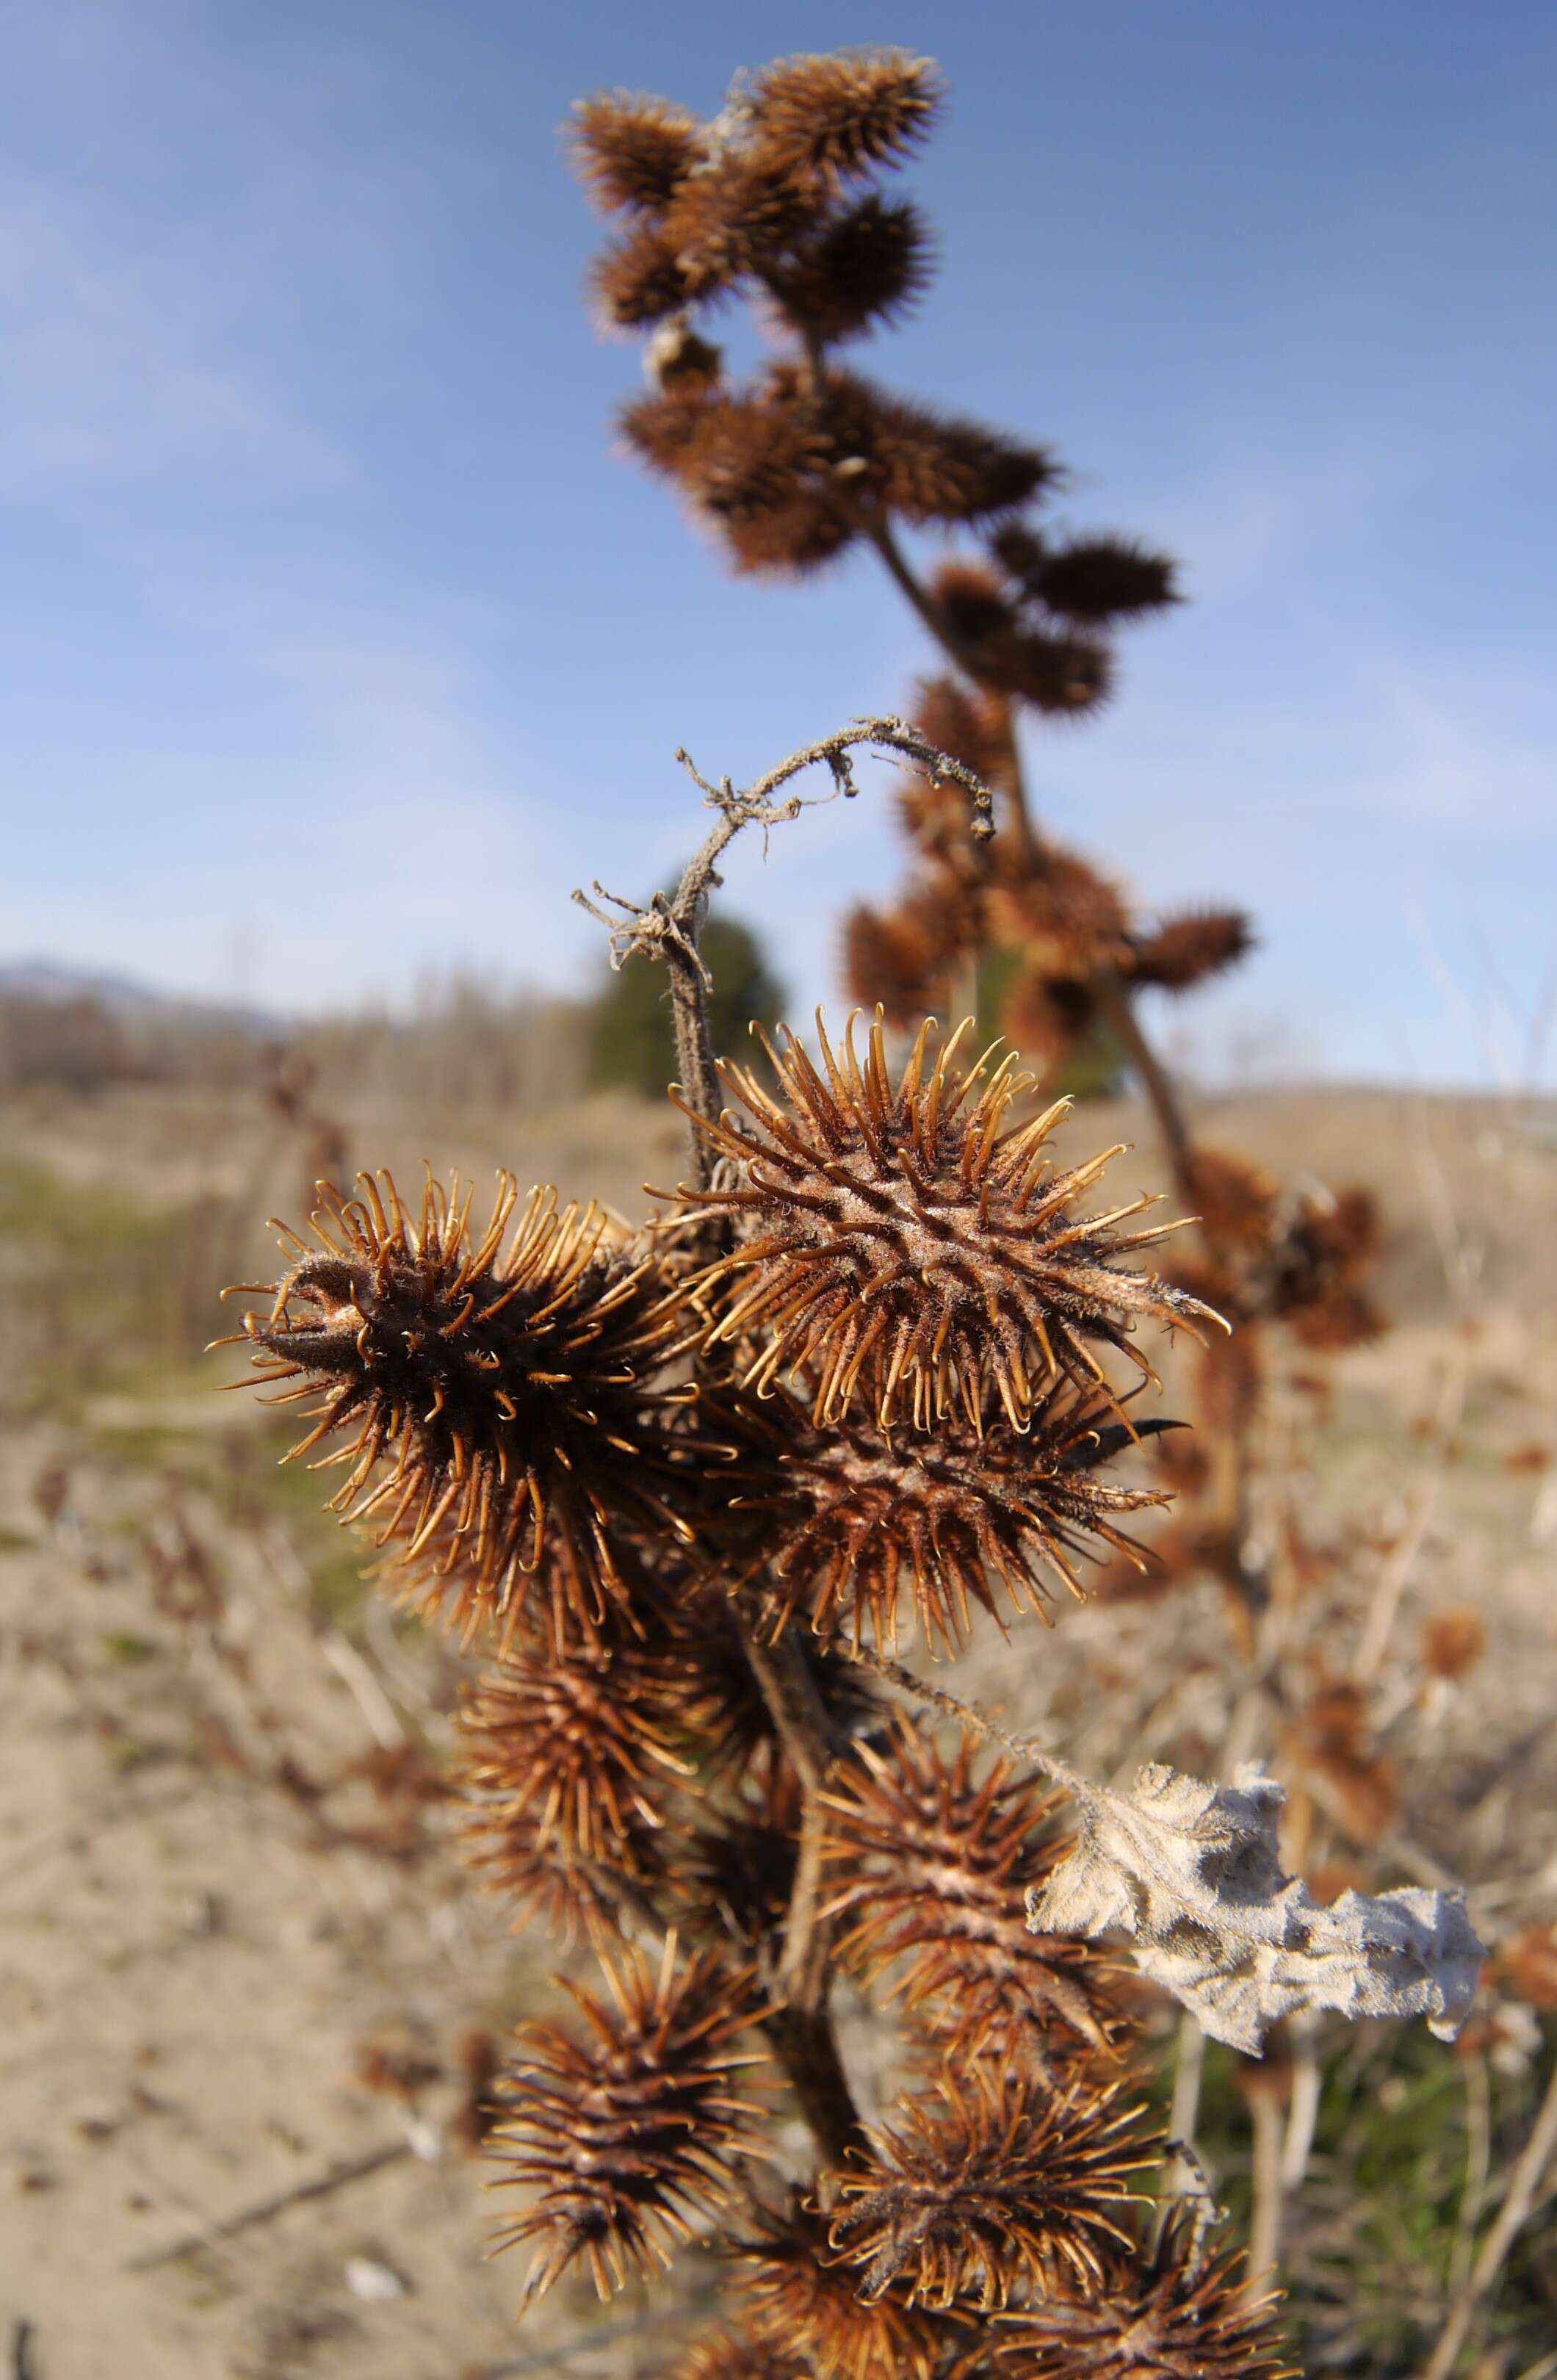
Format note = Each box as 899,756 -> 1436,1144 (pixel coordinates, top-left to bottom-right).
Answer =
1,1072 -> 1553,2377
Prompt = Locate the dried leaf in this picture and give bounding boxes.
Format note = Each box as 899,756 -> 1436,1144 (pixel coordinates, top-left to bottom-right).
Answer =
1025,1760 -> 1484,2055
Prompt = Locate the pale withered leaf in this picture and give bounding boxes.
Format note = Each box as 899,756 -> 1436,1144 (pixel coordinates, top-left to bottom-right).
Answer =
1025,1759 -> 1484,2055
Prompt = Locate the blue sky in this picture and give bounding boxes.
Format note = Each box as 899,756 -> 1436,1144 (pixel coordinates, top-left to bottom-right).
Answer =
2,0 -> 1553,1086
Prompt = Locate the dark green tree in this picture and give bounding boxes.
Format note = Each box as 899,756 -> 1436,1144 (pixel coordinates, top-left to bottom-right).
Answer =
588,909 -> 786,1100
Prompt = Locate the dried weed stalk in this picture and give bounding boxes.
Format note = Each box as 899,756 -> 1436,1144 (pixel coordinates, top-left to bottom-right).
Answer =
215,48 -> 1499,2379
224,720 -> 1480,2377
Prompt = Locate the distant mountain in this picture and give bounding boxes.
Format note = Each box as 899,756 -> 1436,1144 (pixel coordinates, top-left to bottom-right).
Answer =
0,959 -> 283,1036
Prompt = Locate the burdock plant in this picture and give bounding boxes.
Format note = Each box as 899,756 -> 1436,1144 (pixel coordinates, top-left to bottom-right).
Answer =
218,49 -> 1487,2379
226,726 -> 1478,2379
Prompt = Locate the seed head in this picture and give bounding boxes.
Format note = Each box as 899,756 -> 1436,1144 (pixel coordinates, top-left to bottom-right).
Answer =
618,386 -> 712,473
455,1640 -> 695,1875
617,382 -> 858,579
841,881 -> 983,1034
870,393 -> 1056,524
1421,1608 -> 1486,1682
827,2066 -> 1155,2308
1016,534 -> 1180,626
676,1013 -> 1217,1432
1285,1680 -> 1398,1846
668,397 -> 832,523
662,155 -> 825,295
1128,907 -> 1254,994
733,2193 -> 951,2380
676,1763 -> 803,1947
1270,1186 -> 1383,1349
645,318 -> 725,397
738,1379 -> 1171,1655
841,901 -> 950,1031
458,1791 -> 634,1946
720,491 -> 859,576
673,2329 -> 810,2380
993,2202 -> 1293,2377
822,1723 -> 1120,2059
979,625 -> 1114,715
985,848 -> 1133,981
569,93 -> 707,216
224,1172 -> 690,1648
489,1940 -> 770,2304
747,50 -> 944,187
589,220 -> 696,327
1179,1147 -> 1279,1253
932,560 -> 1018,646
768,195 -> 934,343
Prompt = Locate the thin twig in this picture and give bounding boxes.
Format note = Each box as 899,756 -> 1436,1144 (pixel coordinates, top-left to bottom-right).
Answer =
573,720 -> 995,2165
124,2139 -> 413,2272
843,1642 -> 1070,1781
1420,2055 -> 1557,2380
729,1621 -> 861,2157
574,718 -> 990,1199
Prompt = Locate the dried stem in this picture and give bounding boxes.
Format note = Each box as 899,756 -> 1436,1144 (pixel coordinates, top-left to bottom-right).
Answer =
1168,2013 -> 1208,2175
1280,2013 -> 1324,2195
574,715 -> 993,1195
844,1642 -> 1068,1781
1091,970 -> 1196,1180
735,1619 -> 859,2160
1245,2080 -> 1287,2285
867,519 -> 981,667
575,719 -> 993,2167
125,2139 -> 415,2272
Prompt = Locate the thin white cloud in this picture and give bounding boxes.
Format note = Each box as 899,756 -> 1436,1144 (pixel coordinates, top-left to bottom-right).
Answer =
0,176 -> 347,493
1324,649 -> 1556,834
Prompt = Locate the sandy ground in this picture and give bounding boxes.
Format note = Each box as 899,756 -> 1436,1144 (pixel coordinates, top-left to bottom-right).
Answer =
1,1075 -> 1553,2377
